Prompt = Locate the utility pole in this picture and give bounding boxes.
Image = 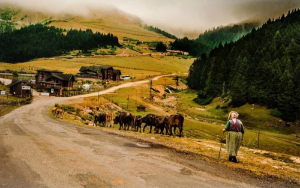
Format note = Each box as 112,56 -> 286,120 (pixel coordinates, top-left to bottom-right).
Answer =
149,80 -> 152,102
127,95 -> 129,110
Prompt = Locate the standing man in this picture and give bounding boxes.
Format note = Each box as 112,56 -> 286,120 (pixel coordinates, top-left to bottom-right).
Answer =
223,111 -> 245,163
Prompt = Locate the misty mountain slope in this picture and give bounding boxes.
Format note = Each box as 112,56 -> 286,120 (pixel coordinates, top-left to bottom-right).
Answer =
171,22 -> 260,57
188,9 -> 300,121
0,4 -> 172,42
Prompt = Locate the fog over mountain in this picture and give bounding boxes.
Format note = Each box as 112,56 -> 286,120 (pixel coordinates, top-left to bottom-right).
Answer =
1,0 -> 300,37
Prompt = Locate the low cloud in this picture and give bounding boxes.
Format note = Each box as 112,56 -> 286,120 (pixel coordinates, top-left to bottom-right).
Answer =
1,0 -> 300,37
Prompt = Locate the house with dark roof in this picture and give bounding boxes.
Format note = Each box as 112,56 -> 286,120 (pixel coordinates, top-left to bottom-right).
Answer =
9,80 -> 32,97
113,70 -> 122,81
47,73 -> 76,88
35,69 -> 75,93
35,69 -> 63,84
78,66 -> 121,81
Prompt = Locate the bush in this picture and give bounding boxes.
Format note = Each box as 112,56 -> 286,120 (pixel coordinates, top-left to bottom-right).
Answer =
215,105 -> 220,109
270,108 -> 282,118
61,105 -> 76,113
193,97 -> 213,105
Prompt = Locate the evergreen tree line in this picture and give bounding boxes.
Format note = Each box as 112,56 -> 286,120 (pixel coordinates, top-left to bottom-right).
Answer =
144,25 -> 177,40
171,22 -> 260,56
187,9 -> 300,121
155,42 -> 167,52
0,24 -> 120,63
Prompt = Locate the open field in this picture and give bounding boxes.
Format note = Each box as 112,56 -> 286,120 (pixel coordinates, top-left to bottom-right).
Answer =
0,56 -> 194,75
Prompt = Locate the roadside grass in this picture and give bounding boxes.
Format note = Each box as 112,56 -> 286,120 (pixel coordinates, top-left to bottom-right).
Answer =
53,82 -> 300,184
0,105 -> 18,117
98,81 -> 300,157
54,98 -> 300,184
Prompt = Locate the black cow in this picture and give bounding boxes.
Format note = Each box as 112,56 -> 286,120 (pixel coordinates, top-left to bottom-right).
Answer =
94,113 -> 106,127
167,114 -> 184,136
114,112 -> 134,130
134,115 -> 143,132
142,114 -> 157,133
154,115 -> 169,135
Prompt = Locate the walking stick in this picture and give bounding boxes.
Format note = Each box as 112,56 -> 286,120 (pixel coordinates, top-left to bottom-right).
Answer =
218,132 -> 224,160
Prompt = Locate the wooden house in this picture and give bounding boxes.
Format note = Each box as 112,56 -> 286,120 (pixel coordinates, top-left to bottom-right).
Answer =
35,69 -> 63,83
78,66 -> 120,81
46,73 -> 76,89
113,70 -> 122,81
9,80 -> 32,97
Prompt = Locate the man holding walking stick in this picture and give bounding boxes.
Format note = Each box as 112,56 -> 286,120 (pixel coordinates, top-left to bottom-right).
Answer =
223,111 -> 245,163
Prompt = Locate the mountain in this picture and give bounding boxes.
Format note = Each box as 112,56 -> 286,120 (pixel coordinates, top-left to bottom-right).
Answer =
170,22 -> 260,57
0,3 -> 172,42
188,9 -> 300,121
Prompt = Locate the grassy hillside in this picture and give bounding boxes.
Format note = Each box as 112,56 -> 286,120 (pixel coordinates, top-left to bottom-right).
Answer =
0,56 -> 194,74
0,4 -> 173,42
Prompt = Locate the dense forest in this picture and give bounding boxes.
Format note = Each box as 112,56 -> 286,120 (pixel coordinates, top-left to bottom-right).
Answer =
144,25 -> 177,40
0,24 -> 120,63
171,22 -> 260,56
188,9 -> 300,121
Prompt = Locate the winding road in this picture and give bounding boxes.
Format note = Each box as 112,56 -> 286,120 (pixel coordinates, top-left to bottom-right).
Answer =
0,77 -> 295,188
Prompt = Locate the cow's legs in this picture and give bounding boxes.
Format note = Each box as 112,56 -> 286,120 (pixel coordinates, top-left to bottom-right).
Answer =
169,126 -> 173,135
179,126 -> 183,137
143,124 -> 147,133
149,125 -> 153,133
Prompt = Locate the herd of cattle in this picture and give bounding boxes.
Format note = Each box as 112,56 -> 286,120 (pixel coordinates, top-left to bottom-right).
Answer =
94,112 -> 184,136
52,107 -> 184,136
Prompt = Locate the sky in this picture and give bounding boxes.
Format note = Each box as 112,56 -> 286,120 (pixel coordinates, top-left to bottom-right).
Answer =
1,0 -> 300,35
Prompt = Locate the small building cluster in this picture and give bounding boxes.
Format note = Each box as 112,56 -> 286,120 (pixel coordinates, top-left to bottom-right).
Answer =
9,65 -> 122,97
78,66 -> 122,81
35,69 -> 75,96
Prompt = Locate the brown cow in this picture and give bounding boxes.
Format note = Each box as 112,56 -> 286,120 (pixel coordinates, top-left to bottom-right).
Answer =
167,114 -> 184,136
114,112 -> 134,130
55,109 -> 64,119
52,107 -> 57,116
106,113 -> 114,128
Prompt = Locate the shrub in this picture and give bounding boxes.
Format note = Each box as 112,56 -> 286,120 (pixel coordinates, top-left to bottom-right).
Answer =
270,108 -> 282,118
193,97 -> 213,105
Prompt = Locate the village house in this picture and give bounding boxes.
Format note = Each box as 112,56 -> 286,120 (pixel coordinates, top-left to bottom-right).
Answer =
35,69 -> 76,95
9,80 -> 32,98
78,66 -> 121,81
35,69 -> 63,83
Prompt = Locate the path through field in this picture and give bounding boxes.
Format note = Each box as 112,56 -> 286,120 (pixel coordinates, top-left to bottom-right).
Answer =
0,76 -> 295,188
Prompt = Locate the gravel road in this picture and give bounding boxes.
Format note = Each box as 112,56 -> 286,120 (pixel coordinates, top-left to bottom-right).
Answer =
0,77 -> 297,188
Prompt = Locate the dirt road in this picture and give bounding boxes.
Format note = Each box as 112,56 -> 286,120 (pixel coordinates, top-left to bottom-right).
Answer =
0,77 -> 296,188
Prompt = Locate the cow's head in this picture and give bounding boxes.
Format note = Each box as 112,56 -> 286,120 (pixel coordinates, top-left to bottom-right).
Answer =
114,116 -> 120,124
